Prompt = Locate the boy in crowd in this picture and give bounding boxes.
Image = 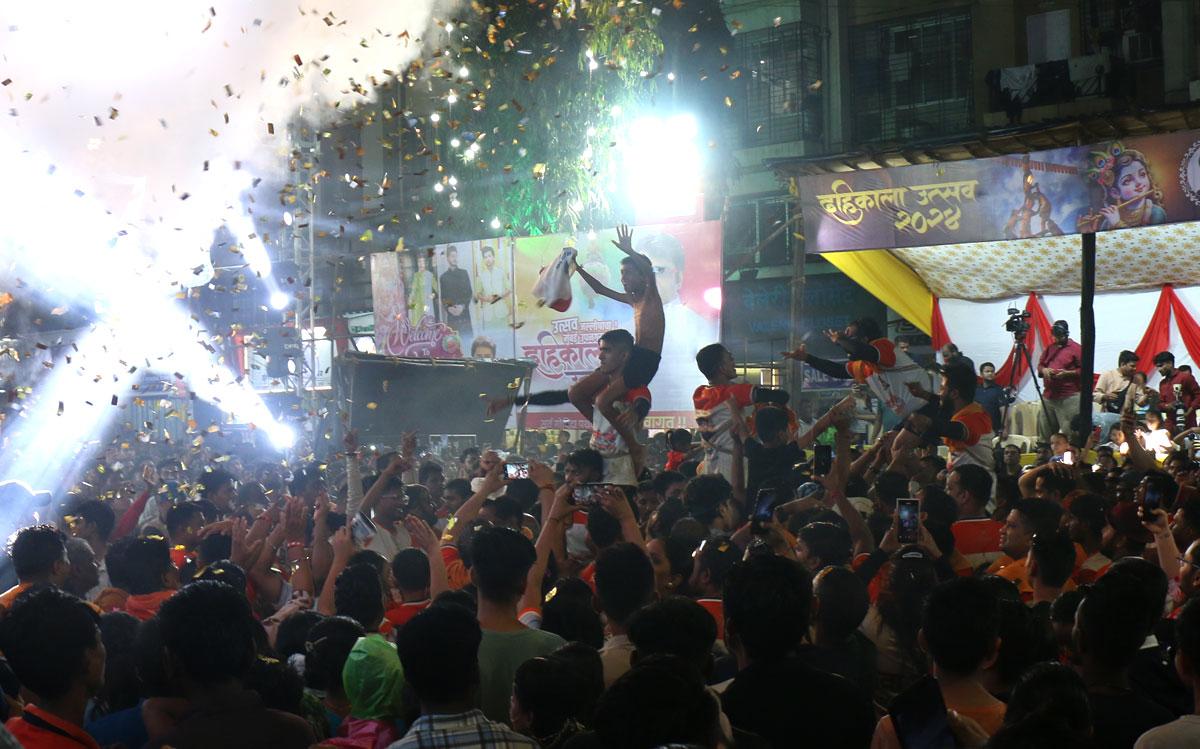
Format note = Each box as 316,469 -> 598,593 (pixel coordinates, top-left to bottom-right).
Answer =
1,587 -> 105,748
394,604 -> 537,748
693,343 -> 789,482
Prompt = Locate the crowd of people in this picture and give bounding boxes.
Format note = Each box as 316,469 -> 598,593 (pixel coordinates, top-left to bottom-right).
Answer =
4,233 -> 1200,749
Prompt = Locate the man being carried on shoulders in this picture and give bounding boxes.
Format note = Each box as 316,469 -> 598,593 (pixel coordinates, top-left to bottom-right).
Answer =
571,225 -> 664,469
783,317 -> 931,422
489,329 -> 650,483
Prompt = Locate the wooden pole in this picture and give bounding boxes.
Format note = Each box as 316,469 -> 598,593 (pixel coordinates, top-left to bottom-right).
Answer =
788,201 -> 807,397
1077,232 -> 1096,448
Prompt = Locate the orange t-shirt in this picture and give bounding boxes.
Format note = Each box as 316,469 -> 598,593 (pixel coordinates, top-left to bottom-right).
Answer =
946,403 -> 992,452
441,545 -> 470,590
7,704 -> 102,749
845,338 -> 897,382
384,599 -> 430,631
0,582 -> 31,612
696,598 -> 725,641
952,519 -> 1004,570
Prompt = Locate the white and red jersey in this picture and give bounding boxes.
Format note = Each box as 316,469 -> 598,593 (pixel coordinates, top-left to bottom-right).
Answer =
693,382 -> 756,482
591,387 -> 651,486
846,338 -> 929,419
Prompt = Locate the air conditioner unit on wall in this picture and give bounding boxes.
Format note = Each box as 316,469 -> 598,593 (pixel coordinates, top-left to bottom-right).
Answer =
1122,30 -> 1157,62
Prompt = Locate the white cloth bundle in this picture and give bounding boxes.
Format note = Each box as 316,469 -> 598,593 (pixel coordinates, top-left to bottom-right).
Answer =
532,247 -> 576,312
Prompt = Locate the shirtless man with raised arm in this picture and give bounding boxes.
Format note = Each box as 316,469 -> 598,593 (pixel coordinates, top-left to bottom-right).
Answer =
571,224 -> 664,470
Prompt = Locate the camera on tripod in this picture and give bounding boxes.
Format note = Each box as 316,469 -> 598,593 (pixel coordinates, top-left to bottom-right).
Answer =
1004,308 -> 1031,338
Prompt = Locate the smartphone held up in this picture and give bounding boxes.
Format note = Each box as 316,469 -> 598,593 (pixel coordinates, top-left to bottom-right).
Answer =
897,498 -> 921,546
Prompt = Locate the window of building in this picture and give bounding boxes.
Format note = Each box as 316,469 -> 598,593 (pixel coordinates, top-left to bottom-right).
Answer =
849,8 -> 974,145
723,195 -> 793,268
1080,0 -> 1162,61
730,21 -> 825,147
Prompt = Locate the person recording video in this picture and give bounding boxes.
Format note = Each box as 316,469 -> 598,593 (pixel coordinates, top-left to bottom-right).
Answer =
1036,320 -> 1082,442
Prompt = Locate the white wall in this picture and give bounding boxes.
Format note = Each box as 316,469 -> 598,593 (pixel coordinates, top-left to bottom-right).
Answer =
940,287 -> 1200,400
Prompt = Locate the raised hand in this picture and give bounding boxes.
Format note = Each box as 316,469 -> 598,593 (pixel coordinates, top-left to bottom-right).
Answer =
597,485 -> 634,523
1140,506 -> 1170,537
404,515 -> 439,553
824,328 -> 842,343
612,224 -> 634,254
481,461 -> 506,496
313,498 -> 331,531
331,526 -> 356,563
781,344 -> 808,362
527,460 -> 555,489
383,452 -> 411,477
284,497 -> 308,543
401,431 -> 417,458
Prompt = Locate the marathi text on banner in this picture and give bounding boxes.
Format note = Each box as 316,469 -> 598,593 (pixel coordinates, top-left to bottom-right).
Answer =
800,129 -> 1200,253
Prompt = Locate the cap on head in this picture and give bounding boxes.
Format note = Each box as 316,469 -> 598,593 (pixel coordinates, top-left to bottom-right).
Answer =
1052,320 -> 1069,337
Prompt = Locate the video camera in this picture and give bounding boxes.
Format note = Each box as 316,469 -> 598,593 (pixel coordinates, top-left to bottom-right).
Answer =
1004,308 -> 1031,338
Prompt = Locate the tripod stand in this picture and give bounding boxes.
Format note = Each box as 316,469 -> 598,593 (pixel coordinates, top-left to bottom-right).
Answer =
999,328 -> 1051,440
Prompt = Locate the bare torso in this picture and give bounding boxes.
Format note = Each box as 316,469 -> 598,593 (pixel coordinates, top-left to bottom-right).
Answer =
630,290 -> 665,354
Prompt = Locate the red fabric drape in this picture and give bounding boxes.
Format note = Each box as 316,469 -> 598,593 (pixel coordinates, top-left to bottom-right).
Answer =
930,296 -> 951,352
994,293 -> 1054,388
939,284 -> 1200,390
1168,288 -> 1200,367
1133,286 -> 1174,375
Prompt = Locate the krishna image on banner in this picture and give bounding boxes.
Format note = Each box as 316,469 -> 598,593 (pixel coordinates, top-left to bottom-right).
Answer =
1077,141 -> 1168,232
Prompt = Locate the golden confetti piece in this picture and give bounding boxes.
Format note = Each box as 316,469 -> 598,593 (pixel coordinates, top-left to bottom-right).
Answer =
267,122 -> 275,135
724,96 -> 733,107
293,53 -> 303,65
57,401 -> 64,415
366,402 -> 378,410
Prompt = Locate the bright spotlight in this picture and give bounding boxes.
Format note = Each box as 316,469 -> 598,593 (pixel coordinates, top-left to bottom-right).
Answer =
269,291 -> 290,310
267,423 -> 296,450
622,113 -> 701,222
490,217 -> 502,230
434,183 -> 444,193
430,112 -> 441,123
458,65 -> 469,78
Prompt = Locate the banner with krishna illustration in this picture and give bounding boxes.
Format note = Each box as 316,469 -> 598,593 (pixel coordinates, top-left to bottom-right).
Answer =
797,129 -> 1200,253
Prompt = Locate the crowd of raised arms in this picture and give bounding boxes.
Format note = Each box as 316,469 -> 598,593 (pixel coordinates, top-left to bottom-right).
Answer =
3,235 -> 1200,749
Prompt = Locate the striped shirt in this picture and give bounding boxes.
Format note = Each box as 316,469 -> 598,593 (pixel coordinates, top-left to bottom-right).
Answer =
388,710 -> 537,749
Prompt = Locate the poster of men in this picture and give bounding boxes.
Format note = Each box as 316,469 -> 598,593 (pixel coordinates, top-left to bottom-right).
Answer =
372,221 -> 721,426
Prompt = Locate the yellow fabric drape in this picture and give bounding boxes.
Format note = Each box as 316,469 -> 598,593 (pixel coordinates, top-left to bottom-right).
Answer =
820,250 -> 933,335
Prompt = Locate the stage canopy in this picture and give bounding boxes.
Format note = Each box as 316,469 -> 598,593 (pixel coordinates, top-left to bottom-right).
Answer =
788,125 -> 1200,401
